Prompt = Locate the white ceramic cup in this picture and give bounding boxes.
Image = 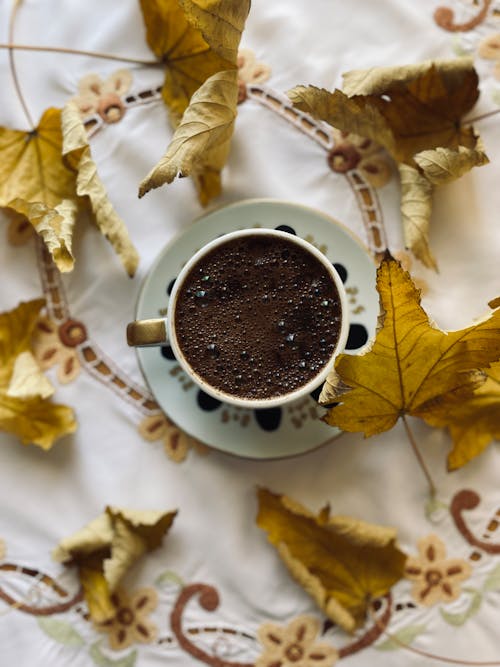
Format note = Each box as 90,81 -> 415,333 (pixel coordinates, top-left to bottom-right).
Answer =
127,228 -> 349,408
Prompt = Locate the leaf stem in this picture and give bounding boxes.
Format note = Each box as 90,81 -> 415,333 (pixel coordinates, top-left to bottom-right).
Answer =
402,415 -> 437,498
8,0 -> 35,129
466,109 -> 500,124
0,42 -> 160,66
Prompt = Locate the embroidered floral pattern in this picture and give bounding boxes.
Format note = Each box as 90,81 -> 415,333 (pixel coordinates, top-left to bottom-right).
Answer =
96,587 -> 158,651
32,317 -> 86,384
139,413 -> 209,462
237,48 -> 272,103
328,131 -> 392,188
405,534 -> 472,606
256,615 -> 338,667
478,32 -> 500,79
71,69 -> 133,123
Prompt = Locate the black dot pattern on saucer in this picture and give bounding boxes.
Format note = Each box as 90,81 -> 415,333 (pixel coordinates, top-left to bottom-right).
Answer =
309,385 -> 322,402
160,345 -> 176,361
333,262 -> 347,284
167,278 -> 177,296
254,407 -> 282,431
197,390 -> 222,411
346,323 -> 369,350
274,225 -> 297,235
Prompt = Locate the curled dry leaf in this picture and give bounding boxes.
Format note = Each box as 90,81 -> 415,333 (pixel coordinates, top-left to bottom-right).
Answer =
139,69 -> 238,203
139,0 -> 234,120
288,59 -> 488,268
256,488 -> 407,632
53,507 -> 177,623
423,360 -> 500,471
0,107 -> 138,276
139,0 -> 250,204
320,254 -> 500,442
0,299 -> 76,449
61,102 -> 139,277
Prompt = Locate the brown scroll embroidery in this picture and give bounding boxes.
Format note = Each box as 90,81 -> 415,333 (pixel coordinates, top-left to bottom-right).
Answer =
434,0 -> 492,32
170,583 -> 254,667
451,490 -> 500,554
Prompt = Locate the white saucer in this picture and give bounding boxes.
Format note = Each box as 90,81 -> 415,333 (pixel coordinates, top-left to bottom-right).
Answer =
135,200 -> 378,459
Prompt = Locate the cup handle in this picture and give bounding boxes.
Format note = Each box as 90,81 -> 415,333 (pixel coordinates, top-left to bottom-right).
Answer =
126,318 -> 168,347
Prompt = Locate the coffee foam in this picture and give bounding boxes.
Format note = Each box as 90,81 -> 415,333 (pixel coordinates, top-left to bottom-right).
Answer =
174,234 -> 342,400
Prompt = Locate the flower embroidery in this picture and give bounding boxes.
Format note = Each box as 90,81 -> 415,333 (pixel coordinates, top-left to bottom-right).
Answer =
328,130 -> 392,188
96,588 -> 158,651
32,317 -> 87,384
478,33 -> 500,80
405,534 -> 472,606
71,69 -> 133,123
139,413 -> 209,463
256,615 -> 338,667
237,48 -> 271,103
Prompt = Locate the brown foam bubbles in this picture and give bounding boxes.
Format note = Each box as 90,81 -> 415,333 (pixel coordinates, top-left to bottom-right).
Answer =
173,234 -> 342,400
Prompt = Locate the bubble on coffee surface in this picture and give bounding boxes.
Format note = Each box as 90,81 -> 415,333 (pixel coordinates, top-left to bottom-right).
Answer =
174,234 -> 342,400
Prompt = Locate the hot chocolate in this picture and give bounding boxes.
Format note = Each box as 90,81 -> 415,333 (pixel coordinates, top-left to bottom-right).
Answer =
173,233 -> 342,400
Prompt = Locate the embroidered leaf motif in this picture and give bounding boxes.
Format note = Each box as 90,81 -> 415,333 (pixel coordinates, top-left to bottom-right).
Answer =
139,0 -> 247,120
154,570 -> 185,588
320,255 -> 500,446
52,507 -> 177,623
256,488 -> 407,632
483,563 -> 500,592
139,69 -> 238,204
375,624 -> 427,651
89,641 -> 137,667
37,618 -> 85,647
0,299 -> 76,449
422,360 -> 500,471
288,59 -> 488,268
439,588 -> 482,626
0,108 -> 138,275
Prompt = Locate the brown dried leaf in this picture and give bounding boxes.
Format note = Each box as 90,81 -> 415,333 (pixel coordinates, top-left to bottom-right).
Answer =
256,488 -> 407,632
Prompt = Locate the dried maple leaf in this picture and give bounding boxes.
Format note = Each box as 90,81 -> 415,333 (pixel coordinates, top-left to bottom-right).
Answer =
139,0 -> 234,120
139,0 -> 250,203
320,254 -> 500,440
0,108 -> 138,276
0,299 -> 76,449
288,59 -> 488,269
423,359 -> 500,471
139,69 -> 238,203
256,488 -> 407,632
53,507 -> 177,623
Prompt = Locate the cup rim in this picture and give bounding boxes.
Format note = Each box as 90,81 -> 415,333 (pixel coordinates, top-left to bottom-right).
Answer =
166,228 -> 349,408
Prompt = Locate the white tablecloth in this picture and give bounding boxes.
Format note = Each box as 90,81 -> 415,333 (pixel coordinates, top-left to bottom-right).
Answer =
1,1 -> 500,665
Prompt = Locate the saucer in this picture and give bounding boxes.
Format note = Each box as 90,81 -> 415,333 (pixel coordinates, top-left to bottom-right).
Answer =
135,200 -> 378,459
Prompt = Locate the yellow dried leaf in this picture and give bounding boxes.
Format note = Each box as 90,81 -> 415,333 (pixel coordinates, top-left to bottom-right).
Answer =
288,59 -> 488,268
53,506 -> 177,623
321,255 -> 500,438
414,142 -> 489,186
61,103 -> 139,277
0,108 -> 138,275
139,0 -> 248,119
0,299 -> 76,449
423,361 -> 500,471
139,69 -> 238,199
399,164 -> 436,270
7,350 -> 54,399
256,488 -> 407,631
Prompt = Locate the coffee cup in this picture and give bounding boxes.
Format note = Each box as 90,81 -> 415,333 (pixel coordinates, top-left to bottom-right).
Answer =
127,229 -> 349,409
